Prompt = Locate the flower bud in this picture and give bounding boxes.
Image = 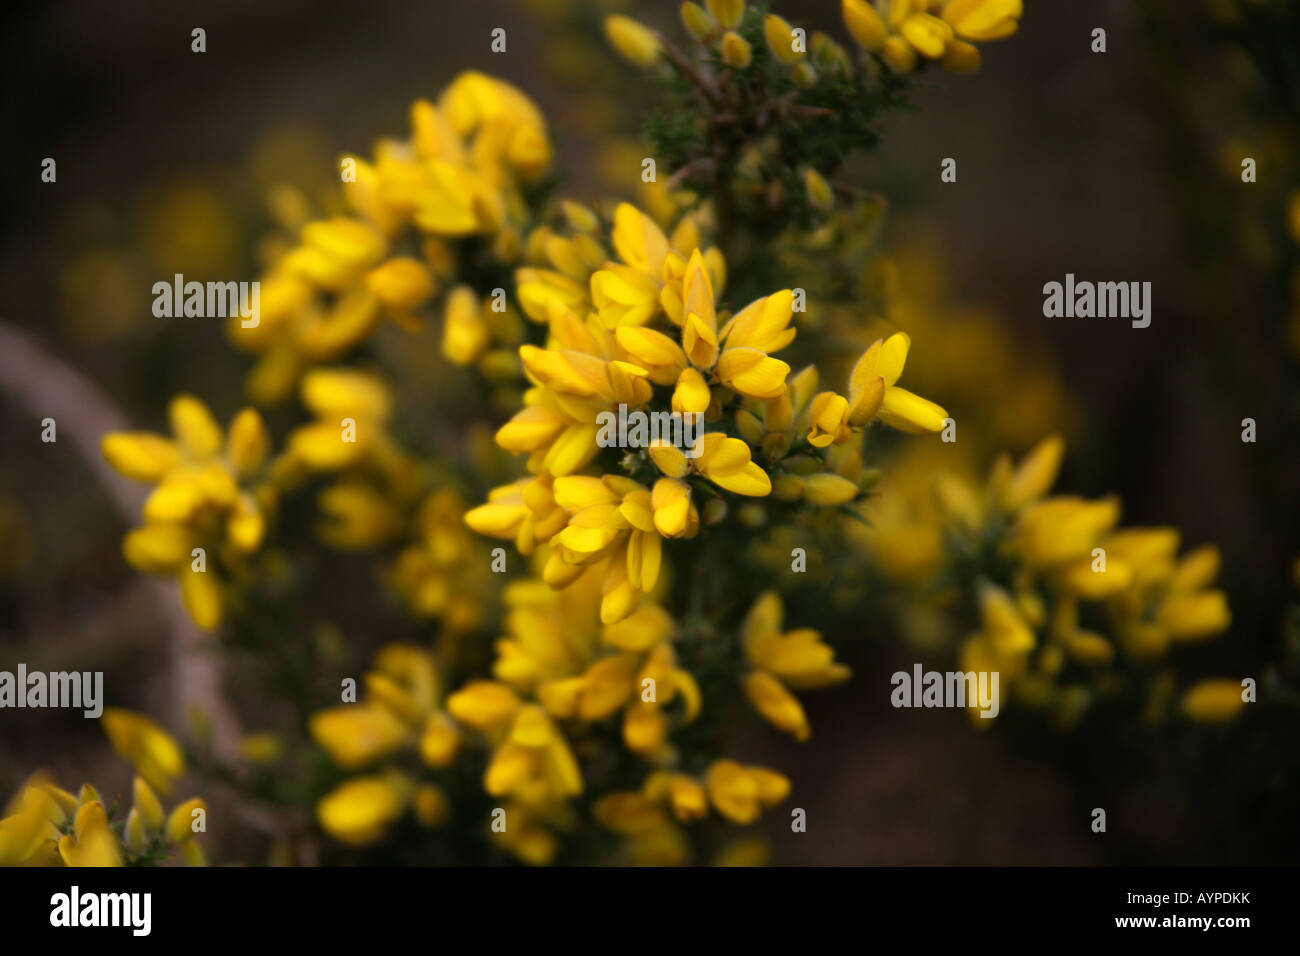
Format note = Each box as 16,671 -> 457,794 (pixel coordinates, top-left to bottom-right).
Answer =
803,473 -> 858,506
681,2 -> 716,41
804,168 -> 834,211
604,15 -> 662,68
842,0 -> 886,52
882,36 -> 918,73
764,15 -> 804,65
721,31 -> 752,69
133,776 -> 165,831
772,475 -> 806,502
165,797 -> 207,845
124,808 -> 147,853
706,0 -> 744,30
791,62 -> 818,89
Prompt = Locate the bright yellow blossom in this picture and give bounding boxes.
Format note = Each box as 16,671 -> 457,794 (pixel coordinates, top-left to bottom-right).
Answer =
103,396 -> 275,630
102,707 -> 186,795
2,721 -> 207,867
840,0 -> 1021,75
604,15 -> 662,68
741,591 -> 850,740
808,332 -> 948,445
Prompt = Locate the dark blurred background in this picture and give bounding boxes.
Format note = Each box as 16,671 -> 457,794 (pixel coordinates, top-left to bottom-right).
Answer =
1,0 -> 1296,864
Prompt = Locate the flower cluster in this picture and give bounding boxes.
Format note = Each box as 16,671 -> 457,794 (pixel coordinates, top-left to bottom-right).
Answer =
102,396 -> 276,630
56,0 -> 1254,868
470,200 -> 947,629
229,72 -> 551,404
0,709 -> 207,866
604,0 -> 1023,237
309,644 -> 457,845
839,0 -> 1022,75
865,435 -> 1237,726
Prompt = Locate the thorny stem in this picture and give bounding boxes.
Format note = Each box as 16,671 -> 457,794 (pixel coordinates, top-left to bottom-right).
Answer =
654,31 -> 724,107
666,157 -> 715,191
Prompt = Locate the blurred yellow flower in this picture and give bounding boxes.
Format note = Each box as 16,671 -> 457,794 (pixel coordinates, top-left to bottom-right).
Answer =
741,592 -> 849,740
103,396 -> 275,630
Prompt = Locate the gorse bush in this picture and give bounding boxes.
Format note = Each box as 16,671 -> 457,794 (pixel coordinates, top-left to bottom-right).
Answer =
1,0 -> 1247,867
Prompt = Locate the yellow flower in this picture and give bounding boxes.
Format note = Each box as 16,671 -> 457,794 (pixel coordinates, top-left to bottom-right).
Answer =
597,761 -> 780,861
605,15 -> 662,68
808,332 -> 947,444
705,760 -> 789,824
132,776 -> 165,831
479,571 -> 697,760
802,472 -> 859,506
706,0 -> 745,30
941,39 -> 982,73
993,434 -> 1064,513
294,365 -> 391,452
942,0 -> 1023,43
741,592 -> 849,740
580,204 -> 721,330
977,582 -> 1036,655
317,771 -> 414,845
392,489 -> 492,629
491,800 -> 568,865
441,284 -> 491,366
124,809 -> 146,853
413,784 -> 451,828
842,0 -> 887,52
682,2 -> 717,41
547,477 -> 671,623
1016,495 -> 1120,569
447,680 -> 523,733
315,481 -> 402,550
481,704 -> 584,803
3,759 -> 209,867
491,300 -> 658,476
311,704 -> 412,770
1180,679 -> 1247,723
650,476 -> 699,537
492,573 -> 605,691
366,256 -> 435,318
102,708 -> 186,795
643,771 -> 709,823
764,14 -> 805,65
233,72 -> 551,403
1157,590 -> 1232,642
58,802 -> 122,867
841,0 -> 1017,76
649,432 -> 772,498
311,643 -> 459,776
899,12 -> 954,60
103,396 -> 275,630
285,369 -> 426,555
164,797 -> 207,845
0,787 -> 64,866
882,35 -> 919,73
594,792 -> 671,834
239,732 -> 285,764
803,167 -> 834,211
611,248 -> 794,404
465,475 -> 568,554
594,772 -> 709,847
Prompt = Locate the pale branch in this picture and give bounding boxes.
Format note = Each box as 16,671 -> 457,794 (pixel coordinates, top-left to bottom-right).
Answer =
0,321 -> 242,761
